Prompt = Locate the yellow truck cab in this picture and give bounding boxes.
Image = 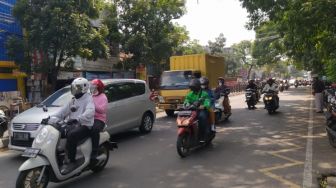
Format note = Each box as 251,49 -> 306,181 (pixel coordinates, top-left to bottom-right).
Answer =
158,54 -> 226,116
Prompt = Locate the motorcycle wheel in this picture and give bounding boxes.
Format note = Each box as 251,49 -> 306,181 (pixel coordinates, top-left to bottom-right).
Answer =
16,167 -> 49,188
268,109 -> 273,114
91,144 -> 110,173
176,133 -> 190,158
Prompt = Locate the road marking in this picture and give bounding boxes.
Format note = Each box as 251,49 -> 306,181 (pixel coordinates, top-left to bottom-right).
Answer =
302,96 -> 314,187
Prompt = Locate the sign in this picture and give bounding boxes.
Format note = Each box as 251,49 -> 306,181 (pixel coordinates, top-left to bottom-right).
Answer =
57,71 -> 82,80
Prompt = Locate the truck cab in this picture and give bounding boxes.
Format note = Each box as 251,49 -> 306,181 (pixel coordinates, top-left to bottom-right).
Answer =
158,70 -> 201,116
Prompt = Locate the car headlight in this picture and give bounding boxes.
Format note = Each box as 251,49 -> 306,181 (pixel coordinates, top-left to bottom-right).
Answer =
34,126 -> 49,145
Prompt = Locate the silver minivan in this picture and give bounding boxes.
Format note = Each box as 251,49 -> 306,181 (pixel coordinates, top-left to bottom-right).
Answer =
9,79 -> 156,151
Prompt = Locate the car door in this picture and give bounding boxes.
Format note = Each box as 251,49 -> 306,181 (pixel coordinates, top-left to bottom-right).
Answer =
104,83 -> 128,134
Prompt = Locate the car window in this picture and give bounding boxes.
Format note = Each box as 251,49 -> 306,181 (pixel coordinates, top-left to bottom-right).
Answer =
133,83 -> 146,96
104,82 -> 146,102
39,87 -> 71,107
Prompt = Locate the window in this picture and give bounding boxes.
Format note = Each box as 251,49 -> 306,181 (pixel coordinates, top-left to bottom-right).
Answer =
104,82 -> 146,102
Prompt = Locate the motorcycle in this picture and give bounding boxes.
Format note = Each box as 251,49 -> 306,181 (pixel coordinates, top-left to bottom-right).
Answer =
214,88 -> 231,122
325,92 -> 336,148
263,91 -> 279,114
245,88 -> 257,110
294,82 -> 299,88
16,117 -> 118,188
0,109 -> 8,137
176,101 -> 215,158
284,83 -> 289,90
279,83 -> 284,92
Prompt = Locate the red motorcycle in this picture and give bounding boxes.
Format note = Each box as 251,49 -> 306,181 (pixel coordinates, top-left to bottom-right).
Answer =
176,102 -> 215,158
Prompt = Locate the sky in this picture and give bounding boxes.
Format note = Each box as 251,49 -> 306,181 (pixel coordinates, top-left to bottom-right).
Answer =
175,0 -> 255,47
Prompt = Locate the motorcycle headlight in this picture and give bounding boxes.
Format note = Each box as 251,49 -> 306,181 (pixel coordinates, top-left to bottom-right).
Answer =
34,126 -> 49,145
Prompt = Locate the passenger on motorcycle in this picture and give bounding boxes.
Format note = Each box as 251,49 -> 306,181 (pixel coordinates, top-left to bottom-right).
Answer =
262,78 -> 279,105
246,79 -> 258,109
214,77 -> 231,114
90,79 -> 108,161
184,79 -> 211,142
200,76 -> 216,132
51,77 -> 95,174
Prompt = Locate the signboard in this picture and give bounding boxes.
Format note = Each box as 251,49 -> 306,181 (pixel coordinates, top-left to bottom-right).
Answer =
57,71 -> 82,80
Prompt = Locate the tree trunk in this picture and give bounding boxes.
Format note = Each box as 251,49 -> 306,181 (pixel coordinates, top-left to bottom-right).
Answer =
247,64 -> 254,80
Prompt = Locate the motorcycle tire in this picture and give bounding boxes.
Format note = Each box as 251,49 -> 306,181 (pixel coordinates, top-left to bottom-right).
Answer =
176,133 -> 190,158
91,144 -> 110,173
16,167 -> 49,188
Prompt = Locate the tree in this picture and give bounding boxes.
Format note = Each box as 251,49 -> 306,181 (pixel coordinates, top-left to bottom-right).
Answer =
12,0 -> 109,90
117,0 -> 186,74
232,40 -> 254,80
207,33 -> 226,55
240,0 -> 336,79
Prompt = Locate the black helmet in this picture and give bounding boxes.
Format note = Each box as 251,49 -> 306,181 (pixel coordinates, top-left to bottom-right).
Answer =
200,76 -> 209,87
189,79 -> 201,92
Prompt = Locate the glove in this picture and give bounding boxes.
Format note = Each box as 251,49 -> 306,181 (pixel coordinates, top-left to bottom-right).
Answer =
67,119 -> 79,125
41,117 -> 49,125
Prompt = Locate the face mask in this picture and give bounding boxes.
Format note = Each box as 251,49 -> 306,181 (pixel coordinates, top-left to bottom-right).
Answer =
218,82 -> 223,86
201,85 -> 206,89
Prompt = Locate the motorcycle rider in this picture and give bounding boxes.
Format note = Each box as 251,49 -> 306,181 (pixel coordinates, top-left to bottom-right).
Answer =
214,77 -> 231,115
51,77 -> 95,174
90,79 -> 108,161
184,79 -> 211,142
246,79 -> 258,109
262,78 -> 279,107
200,76 -> 216,132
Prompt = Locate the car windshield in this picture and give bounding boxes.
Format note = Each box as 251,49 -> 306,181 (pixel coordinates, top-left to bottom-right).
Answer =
37,87 -> 72,107
160,71 -> 193,89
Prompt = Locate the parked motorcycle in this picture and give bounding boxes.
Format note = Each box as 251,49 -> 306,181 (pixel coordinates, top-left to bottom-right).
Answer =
245,88 -> 257,109
16,117 -> 117,188
294,82 -> 299,88
176,101 -> 215,158
214,88 -> 231,122
0,109 -> 8,137
263,91 -> 279,114
324,89 -> 336,148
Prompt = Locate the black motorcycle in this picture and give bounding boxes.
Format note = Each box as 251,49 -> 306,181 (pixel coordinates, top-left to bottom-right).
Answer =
263,91 -> 279,114
325,95 -> 336,148
245,88 -> 257,110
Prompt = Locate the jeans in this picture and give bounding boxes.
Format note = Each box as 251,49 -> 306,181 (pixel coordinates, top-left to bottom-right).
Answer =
66,126 -> 90,162
91,119 -> 105,157
198,110 -> 209,140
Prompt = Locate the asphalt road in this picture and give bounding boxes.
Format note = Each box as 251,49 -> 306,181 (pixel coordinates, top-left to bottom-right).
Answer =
0,87 -> 335,188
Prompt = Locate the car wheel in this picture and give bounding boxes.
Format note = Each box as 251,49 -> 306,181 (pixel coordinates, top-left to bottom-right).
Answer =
139,113 -> 153,134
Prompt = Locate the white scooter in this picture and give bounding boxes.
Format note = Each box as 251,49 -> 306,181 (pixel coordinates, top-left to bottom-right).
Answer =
214,88 -> 231,123
16,117 -> 117,188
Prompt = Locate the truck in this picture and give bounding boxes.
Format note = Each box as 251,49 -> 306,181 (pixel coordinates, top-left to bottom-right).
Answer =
157,54 -> 226,117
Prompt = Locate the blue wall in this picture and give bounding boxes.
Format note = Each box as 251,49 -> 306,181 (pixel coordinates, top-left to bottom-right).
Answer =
0,0 -> 22,61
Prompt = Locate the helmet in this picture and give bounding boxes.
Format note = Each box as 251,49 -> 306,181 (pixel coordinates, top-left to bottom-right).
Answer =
71,77 -> 89,98
91,79 -> 105,95
189,79 -> 201,92
200,77 -> 209,89
218,77 -> 225,85
249,79 -> 255,84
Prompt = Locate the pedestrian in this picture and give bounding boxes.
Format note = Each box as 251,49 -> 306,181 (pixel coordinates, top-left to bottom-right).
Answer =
312,74 -> 325,113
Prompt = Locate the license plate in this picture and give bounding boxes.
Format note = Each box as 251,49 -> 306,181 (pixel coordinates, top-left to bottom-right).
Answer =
22,148 -> 40,158
13,132 -> 29,141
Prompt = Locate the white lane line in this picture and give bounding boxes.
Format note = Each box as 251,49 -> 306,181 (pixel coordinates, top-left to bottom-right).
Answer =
303,95 -> 313,187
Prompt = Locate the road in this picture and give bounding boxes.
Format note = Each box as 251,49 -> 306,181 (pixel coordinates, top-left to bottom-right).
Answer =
0,87 -> 335,188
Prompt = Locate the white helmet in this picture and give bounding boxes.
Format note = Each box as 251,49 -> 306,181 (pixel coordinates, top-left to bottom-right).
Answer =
71,77 -> 89,96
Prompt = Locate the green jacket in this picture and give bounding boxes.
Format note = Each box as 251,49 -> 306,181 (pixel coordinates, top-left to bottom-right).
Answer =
184,90 -> 211,109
